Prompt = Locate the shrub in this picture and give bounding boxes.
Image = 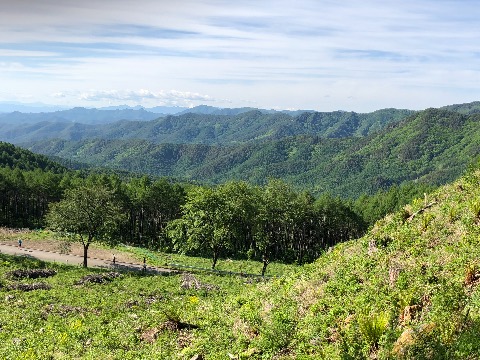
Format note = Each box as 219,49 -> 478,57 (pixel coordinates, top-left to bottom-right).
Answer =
358,312 -> 389,350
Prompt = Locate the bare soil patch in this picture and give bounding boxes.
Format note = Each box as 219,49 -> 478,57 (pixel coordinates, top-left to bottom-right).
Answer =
0,228 -> 139,264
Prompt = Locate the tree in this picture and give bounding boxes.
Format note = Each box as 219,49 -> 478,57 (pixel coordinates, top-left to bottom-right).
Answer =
46,182 -> 125,267
255,179 -> 299,275
124,176 -> 185,250
168,186 -> 233,269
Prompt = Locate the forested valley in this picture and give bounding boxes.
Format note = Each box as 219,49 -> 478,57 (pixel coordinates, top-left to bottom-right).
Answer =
2,102 -> 479,268
14,106 -> 480,198
0,141 -> 433,269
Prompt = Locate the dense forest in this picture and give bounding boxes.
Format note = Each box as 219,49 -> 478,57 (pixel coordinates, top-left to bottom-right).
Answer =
0,141 -> 432,267
0,108 -> 413,143
20,108 -> 480,198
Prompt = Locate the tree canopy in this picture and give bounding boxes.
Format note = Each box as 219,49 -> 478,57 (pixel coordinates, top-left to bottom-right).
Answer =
46,178 -> 125,267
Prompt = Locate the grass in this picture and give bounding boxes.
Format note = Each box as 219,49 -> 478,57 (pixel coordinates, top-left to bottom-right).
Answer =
0,252 -> 259,359
120,245 -> 297,277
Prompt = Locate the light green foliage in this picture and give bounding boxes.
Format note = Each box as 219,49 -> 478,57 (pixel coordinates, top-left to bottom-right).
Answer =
168,185 -> 234,269
469,199 -> 480,219
358,312 -> 389,350
46,176 -> 125,267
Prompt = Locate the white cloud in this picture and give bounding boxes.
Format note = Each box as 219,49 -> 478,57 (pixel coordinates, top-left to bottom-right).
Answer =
78,89 -> 216,107
0,0 -> 479,111
0,50 -> 56,57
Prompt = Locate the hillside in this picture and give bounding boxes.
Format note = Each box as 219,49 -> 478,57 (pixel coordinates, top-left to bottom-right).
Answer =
221,163 -> 480,358
23,108 -> 480,197
441,100 -> 480,115
0,141 -> 67,173
1,163 -> 480,358
1,108 -> 412,145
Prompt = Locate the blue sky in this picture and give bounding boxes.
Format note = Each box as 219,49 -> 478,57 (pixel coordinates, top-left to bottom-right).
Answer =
0,0 -> 479,111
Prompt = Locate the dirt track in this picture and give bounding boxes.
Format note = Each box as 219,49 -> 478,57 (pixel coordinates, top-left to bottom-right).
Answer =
0,242 -> 175,275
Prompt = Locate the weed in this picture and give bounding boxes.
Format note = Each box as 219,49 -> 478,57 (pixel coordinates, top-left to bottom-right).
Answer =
358,312 -> 389,350
469,199 -> 480,219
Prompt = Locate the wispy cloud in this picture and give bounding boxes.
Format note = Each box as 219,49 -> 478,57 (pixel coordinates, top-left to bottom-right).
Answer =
0,0 -> 479,111
77,89 -> 216,107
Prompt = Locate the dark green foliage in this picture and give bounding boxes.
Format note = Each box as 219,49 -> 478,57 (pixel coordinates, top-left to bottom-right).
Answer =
354,182 -> 437,226
0,167 -> 64,227
23,108 -> 480,199
121,176 -> 186,250
0,141 -> 66,172
2,108 -> 412,145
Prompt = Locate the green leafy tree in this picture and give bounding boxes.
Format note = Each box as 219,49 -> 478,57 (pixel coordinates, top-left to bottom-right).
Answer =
168,186 -> 233,269
255,179 -> 299,275
216,181 -> 260,258
46,181 -> 125,267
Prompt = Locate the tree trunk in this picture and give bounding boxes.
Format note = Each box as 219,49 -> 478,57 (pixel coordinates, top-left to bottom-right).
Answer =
212,248 -> 219,269
261,254 -> 269,277
83,242 -> 90,268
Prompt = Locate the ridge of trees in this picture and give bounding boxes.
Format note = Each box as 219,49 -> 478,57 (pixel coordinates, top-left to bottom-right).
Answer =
0,141 -> 67,173
0,108 -> 413,145
22,108 -> 480,198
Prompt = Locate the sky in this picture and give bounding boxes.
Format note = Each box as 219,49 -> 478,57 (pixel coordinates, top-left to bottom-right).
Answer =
0,0 -> 479,112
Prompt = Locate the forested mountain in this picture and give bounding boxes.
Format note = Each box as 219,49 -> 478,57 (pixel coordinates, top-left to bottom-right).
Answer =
0,107 -> 160,125
22,108 -> 480,197
3,101 -> 479,199
0,141 -> 67,173
441,100 -> 480,114
1,108 -> 413,145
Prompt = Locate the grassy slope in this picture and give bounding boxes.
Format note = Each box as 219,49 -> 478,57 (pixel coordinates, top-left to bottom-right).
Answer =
1,169 -> 480,359
247,167 -> 480,358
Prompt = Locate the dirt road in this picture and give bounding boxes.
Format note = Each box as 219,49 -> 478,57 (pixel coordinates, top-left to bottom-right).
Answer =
0,243 -> 175,274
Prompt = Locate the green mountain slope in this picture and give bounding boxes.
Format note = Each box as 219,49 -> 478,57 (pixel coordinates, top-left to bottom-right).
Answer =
0,141 -> 66,173
441,100 -> 480,114
1,163 -> 479,359
24,109 -> 480,197
2,108 -> 413,145
223,165 -> 480,358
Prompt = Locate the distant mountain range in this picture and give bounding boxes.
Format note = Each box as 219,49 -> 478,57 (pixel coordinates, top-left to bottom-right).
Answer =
0,104 -> 309,125
2,100 -> 479,197
0,101 -> 69,113
0,108 -> 413,144
0,103 -> 315,122
22,108 -> 480,197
